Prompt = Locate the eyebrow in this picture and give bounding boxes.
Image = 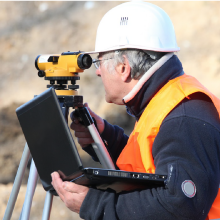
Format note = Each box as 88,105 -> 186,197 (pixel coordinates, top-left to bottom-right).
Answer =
98,52 -> 104,59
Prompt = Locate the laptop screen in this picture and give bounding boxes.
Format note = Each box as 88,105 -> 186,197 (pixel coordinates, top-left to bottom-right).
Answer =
16,88 -> 83,191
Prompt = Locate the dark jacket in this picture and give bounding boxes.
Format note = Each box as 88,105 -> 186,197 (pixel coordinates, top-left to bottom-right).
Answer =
80,55 -> 220,220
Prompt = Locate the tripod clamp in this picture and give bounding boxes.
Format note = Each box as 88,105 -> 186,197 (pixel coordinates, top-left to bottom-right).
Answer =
75,107 -> 115,169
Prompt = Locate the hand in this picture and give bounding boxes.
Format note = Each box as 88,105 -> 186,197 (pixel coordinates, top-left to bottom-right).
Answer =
51,172 -> 89,214
70,103 -> 105,148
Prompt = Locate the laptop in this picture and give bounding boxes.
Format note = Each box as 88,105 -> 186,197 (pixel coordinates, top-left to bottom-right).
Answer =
16,88 -> 167,195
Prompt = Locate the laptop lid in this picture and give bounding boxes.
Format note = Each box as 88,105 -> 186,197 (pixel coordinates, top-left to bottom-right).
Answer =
16,88 -> 83,192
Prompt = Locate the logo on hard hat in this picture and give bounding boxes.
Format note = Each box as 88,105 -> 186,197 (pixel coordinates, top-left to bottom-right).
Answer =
120,17 -> 128,25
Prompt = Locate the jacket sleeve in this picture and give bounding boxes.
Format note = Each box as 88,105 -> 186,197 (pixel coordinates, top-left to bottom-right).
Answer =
80,114 -> 220,220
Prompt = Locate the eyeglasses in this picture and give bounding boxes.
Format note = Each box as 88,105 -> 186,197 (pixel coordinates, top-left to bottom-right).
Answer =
92,58 -> 113,69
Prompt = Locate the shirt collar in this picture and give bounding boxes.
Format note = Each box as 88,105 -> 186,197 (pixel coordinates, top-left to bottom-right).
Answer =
124,55 -> 184,120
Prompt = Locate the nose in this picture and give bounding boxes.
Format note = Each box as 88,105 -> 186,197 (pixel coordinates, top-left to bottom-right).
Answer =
96,68 -> 101,77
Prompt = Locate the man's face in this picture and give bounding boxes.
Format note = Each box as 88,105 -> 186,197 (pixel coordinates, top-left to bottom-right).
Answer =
95,54 -> 125,105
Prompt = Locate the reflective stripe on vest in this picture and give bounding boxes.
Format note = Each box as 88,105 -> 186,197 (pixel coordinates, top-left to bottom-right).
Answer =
116,74 -> 220,219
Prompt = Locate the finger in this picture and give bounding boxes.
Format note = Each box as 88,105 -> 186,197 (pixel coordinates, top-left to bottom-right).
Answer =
51,172 -> 67,201
70,111 -> 80,123
70,122 -> 87,131
76,137 -> 94,147
63,181 -> 89,194
84,103 -> 88,107
75,130 -> 91,138
84,103 -> 95,117
83,103 -> 105,134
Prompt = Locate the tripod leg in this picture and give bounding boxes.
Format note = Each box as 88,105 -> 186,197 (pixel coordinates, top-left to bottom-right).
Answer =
42,192 -> 53,220
75,107 -> 115,170
88,124 -> 115,169
3,143 -> 31,220
20,159 -> 39,220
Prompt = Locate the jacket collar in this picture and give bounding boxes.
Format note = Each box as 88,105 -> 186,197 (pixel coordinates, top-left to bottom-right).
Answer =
124,54 -> 184,120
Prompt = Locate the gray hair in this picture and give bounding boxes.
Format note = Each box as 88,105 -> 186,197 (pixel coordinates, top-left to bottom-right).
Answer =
101,49 -> 166,80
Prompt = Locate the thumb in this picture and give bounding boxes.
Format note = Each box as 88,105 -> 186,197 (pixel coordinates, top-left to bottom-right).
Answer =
84,103 -> 96,117
84,102 -> 89,108
62,181 -> 77,193
62,181 -> 88,193
83,103 -> 105,133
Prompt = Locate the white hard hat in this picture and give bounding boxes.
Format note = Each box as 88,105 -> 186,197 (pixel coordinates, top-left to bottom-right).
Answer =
86,2 -> 180,54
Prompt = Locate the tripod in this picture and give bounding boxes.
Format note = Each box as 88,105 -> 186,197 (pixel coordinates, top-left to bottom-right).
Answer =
3,93 -> 115,220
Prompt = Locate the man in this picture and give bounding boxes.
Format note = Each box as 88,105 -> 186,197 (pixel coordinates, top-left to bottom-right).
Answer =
51,2 -> 220,219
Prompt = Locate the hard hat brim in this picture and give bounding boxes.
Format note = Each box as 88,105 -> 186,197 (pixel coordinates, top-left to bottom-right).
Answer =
82,44 -> 180,55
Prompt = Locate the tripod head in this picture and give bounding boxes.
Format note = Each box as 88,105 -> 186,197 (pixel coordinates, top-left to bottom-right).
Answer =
35,51 -> 92,109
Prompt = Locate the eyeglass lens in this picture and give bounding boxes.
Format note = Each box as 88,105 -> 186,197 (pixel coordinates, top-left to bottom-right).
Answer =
95,61 -> 100,69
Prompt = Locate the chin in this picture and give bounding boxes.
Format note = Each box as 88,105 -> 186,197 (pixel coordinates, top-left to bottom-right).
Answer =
106,98 -> 124,105
105,95 -> 112,103
105,95 -> 123,105
105,99 -> 113,104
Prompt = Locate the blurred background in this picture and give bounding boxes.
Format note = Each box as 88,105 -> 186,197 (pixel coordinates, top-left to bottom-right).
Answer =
0,1 -> 220,219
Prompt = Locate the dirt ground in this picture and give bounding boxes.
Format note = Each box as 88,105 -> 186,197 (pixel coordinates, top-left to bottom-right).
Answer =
1,1 -> 220,219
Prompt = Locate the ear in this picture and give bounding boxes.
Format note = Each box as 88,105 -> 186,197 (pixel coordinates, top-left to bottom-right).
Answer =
115,55 -> 131,82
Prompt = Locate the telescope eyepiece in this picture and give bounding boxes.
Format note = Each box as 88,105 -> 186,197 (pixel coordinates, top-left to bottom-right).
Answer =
35,55 -> 41,70
38,70 -> 45,77
77,54 -> 92,69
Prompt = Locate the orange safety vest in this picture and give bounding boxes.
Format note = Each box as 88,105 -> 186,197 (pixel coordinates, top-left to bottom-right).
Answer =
117,74 -> 220,220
